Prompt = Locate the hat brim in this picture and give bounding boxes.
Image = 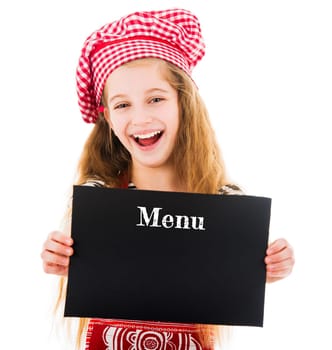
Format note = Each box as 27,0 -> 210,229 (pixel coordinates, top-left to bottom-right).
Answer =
92,39 -> 191,105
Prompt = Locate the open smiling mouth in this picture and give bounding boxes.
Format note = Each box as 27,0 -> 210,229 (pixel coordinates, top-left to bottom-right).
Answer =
132,130 -> 163,147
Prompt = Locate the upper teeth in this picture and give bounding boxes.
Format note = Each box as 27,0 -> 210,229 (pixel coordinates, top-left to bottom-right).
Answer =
133,131 -> 161,139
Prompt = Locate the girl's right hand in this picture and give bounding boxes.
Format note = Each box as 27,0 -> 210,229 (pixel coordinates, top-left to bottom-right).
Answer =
41,231 -> 74,276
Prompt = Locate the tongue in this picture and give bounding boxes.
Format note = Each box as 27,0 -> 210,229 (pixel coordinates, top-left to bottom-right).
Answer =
138,134 -> 160,146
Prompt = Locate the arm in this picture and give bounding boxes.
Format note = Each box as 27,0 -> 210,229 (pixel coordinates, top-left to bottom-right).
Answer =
265,238 -> 295,283
41,231 -> 74,276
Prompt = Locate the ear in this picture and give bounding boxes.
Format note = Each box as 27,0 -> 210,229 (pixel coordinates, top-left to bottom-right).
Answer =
103,107 -> 113,128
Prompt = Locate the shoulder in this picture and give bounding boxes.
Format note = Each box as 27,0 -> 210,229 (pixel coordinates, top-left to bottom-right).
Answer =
82,179 -> 106,188
219,184 -> 244,195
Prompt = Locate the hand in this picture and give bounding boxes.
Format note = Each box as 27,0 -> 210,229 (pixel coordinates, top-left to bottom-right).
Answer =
41,231 -> 74,276
265,238 -> 294,283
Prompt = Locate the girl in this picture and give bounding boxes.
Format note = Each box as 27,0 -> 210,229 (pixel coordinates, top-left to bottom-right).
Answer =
41,9 -> 295,350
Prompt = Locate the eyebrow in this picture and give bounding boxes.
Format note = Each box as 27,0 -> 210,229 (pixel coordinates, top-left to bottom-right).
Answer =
109,94 -> 128,104
146,88 -> 170,94
109,88 -> 170,104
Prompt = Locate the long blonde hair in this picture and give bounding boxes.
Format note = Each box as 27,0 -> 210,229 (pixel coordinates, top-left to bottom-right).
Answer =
57,58 -> 230,349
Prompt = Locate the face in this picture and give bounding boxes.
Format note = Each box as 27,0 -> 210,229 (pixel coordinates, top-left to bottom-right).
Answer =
103,59 -> 179,170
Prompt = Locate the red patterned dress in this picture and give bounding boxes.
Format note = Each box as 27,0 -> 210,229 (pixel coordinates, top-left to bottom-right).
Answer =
85,319 -> 213,350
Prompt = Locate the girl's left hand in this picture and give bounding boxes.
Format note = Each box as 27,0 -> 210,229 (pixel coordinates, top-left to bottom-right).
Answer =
265,238 -> 295,283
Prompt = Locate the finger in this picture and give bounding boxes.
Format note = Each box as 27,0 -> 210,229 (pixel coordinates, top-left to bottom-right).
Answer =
43,239 -> 74,257
43,261 -> 69,276
266,238 -> 289,255
266,274 -> 287,283
41,249 -> 71,267
265,246 -> 294,264
266,258 -> 294,273
266,257 -> 294,283
267,267 -> 292,280
48,231 -> 73,246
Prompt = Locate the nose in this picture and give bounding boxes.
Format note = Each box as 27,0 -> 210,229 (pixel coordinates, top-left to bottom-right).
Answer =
131,105 -> 153,125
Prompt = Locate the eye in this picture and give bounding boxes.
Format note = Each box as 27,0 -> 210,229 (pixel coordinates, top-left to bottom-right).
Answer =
114,103 -> 129,110
149,97 -> 164,104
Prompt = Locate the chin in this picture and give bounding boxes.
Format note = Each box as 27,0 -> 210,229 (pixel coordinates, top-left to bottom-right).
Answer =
134,157 -> 172,169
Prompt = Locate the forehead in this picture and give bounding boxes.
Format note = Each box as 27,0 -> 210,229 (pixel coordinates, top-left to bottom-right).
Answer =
104,59 -> 171,95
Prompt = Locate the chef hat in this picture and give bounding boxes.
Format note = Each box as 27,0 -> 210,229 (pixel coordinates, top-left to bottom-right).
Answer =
76,8 -> 205,123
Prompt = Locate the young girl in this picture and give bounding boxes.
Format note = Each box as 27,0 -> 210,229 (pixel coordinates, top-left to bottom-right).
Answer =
41,8 -> 295,350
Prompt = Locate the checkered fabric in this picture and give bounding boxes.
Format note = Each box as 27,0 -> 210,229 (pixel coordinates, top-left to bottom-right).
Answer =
76,9 -> 205,123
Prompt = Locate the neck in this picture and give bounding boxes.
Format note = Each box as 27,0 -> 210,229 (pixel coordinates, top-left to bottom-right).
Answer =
131,163 -> 185,192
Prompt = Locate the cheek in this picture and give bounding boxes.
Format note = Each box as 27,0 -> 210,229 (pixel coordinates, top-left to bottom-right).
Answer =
170,108 -> 180,134
110,119 -> 130,146
109,116 -> 122,135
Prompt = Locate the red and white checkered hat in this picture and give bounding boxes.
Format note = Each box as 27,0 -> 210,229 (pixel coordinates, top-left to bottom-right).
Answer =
76,8 -> 205,123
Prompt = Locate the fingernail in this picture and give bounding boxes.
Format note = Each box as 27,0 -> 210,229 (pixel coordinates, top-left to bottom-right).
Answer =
67,247 -> 73,255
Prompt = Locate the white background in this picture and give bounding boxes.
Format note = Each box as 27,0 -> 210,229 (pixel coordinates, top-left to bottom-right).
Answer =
0,0 -> 331,349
